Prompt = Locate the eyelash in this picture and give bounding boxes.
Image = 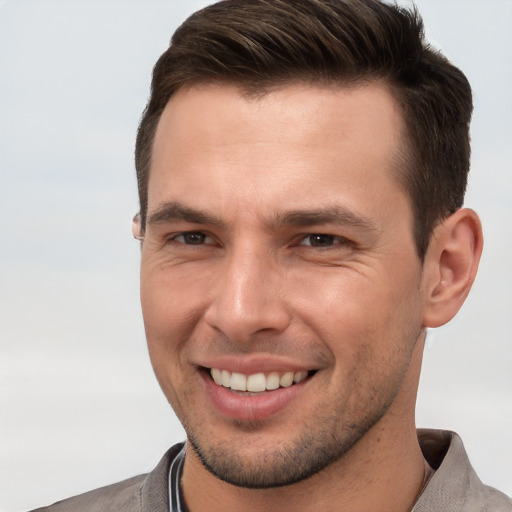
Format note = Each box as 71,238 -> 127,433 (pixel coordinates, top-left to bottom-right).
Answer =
297,233 -> 351,248
169,231 -> 215,246
167,231 -> 351,250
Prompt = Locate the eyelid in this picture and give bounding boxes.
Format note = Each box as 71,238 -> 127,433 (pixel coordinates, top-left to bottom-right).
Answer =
163,229 -> 352,248
168,230 -> 217,246
297,233 -> 352,247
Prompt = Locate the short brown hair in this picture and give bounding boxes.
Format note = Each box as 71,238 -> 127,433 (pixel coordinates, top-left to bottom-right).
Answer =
135,0 -> 472,259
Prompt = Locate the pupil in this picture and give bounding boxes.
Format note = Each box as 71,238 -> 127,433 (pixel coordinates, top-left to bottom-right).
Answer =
184,232 -> 205,244
310,234 -> 334,246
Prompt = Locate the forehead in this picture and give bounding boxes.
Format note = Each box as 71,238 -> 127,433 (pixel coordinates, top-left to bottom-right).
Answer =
153,81 -> 404,150
149,82 -> 408,222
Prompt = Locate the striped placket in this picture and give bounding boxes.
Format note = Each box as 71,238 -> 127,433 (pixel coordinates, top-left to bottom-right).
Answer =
168,443 -> 187,512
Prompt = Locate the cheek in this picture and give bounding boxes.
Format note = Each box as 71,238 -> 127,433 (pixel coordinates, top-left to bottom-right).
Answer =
140,270 -> 193,382
140,274 -> 197,416
290,265 -> 423,348
141,260 -> 207,335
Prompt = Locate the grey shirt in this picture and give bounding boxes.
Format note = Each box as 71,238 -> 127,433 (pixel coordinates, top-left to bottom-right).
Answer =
31,429 -> 511,512
413,429 -> 511,511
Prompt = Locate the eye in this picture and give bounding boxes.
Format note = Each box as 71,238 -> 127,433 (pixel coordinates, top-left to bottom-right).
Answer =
172,231 -> 211,245
299,233 -> 350,248
300,234 -> 342,247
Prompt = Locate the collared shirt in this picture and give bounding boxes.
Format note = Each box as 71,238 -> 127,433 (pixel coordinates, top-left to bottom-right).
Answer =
167,431 -> 512,512
31,429 -> 511,511
413,429 -> 512,511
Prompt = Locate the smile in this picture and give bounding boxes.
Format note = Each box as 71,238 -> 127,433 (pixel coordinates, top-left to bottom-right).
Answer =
210,368 -> 310,393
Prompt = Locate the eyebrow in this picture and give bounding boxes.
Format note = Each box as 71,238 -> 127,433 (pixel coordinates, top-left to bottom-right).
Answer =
148,202 -> 227,229
271,206 -> 378,234
148,201 -> 377,235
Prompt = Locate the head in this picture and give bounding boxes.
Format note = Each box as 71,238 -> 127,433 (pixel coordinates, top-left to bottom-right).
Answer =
135,0 -> 473,260
134,0 -> 482,494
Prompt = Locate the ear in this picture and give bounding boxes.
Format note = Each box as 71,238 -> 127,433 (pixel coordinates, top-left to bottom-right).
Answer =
421,208 -> 483,328
132,213 -> 144,242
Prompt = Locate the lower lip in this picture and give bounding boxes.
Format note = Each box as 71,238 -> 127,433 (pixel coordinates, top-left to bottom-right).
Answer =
200,371 -> 309,421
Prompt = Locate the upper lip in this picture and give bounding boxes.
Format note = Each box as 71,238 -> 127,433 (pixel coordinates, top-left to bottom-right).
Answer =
194,354 -> 320,375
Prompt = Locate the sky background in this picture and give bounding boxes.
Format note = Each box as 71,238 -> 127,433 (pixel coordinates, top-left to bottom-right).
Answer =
0,1 -> 511,510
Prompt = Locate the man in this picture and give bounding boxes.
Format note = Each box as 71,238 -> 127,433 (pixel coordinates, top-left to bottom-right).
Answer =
32,0 -> 511,511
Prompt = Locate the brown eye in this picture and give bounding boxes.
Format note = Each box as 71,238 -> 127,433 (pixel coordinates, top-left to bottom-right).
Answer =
174,232 -> 208,244
302,234 -> 336,247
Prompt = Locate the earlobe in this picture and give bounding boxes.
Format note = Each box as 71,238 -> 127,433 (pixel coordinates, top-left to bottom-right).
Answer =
422,208 -> 483,328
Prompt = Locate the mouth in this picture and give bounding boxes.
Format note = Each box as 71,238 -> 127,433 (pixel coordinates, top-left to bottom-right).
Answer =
207,367 -> 312,394
199,365 -> 318,420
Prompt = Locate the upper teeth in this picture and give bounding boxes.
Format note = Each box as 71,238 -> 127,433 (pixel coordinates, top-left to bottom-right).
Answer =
210,368 -> 309,392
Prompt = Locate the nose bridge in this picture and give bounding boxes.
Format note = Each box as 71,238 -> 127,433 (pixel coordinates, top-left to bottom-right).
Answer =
204,240 -> 290,340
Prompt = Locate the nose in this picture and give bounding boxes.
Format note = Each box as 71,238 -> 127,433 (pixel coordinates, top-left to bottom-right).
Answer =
203,246 -> 292,343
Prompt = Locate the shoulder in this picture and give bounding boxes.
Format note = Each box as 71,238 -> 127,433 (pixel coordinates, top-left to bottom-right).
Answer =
29,474 -> 147,512
29,443 -> 185,512
415,429 -> 512,512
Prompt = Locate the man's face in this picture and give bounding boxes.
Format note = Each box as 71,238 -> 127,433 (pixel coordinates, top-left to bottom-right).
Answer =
140,83 -> 427,487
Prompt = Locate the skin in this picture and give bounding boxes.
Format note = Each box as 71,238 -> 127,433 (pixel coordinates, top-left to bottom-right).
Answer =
137,83 -> 482,512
